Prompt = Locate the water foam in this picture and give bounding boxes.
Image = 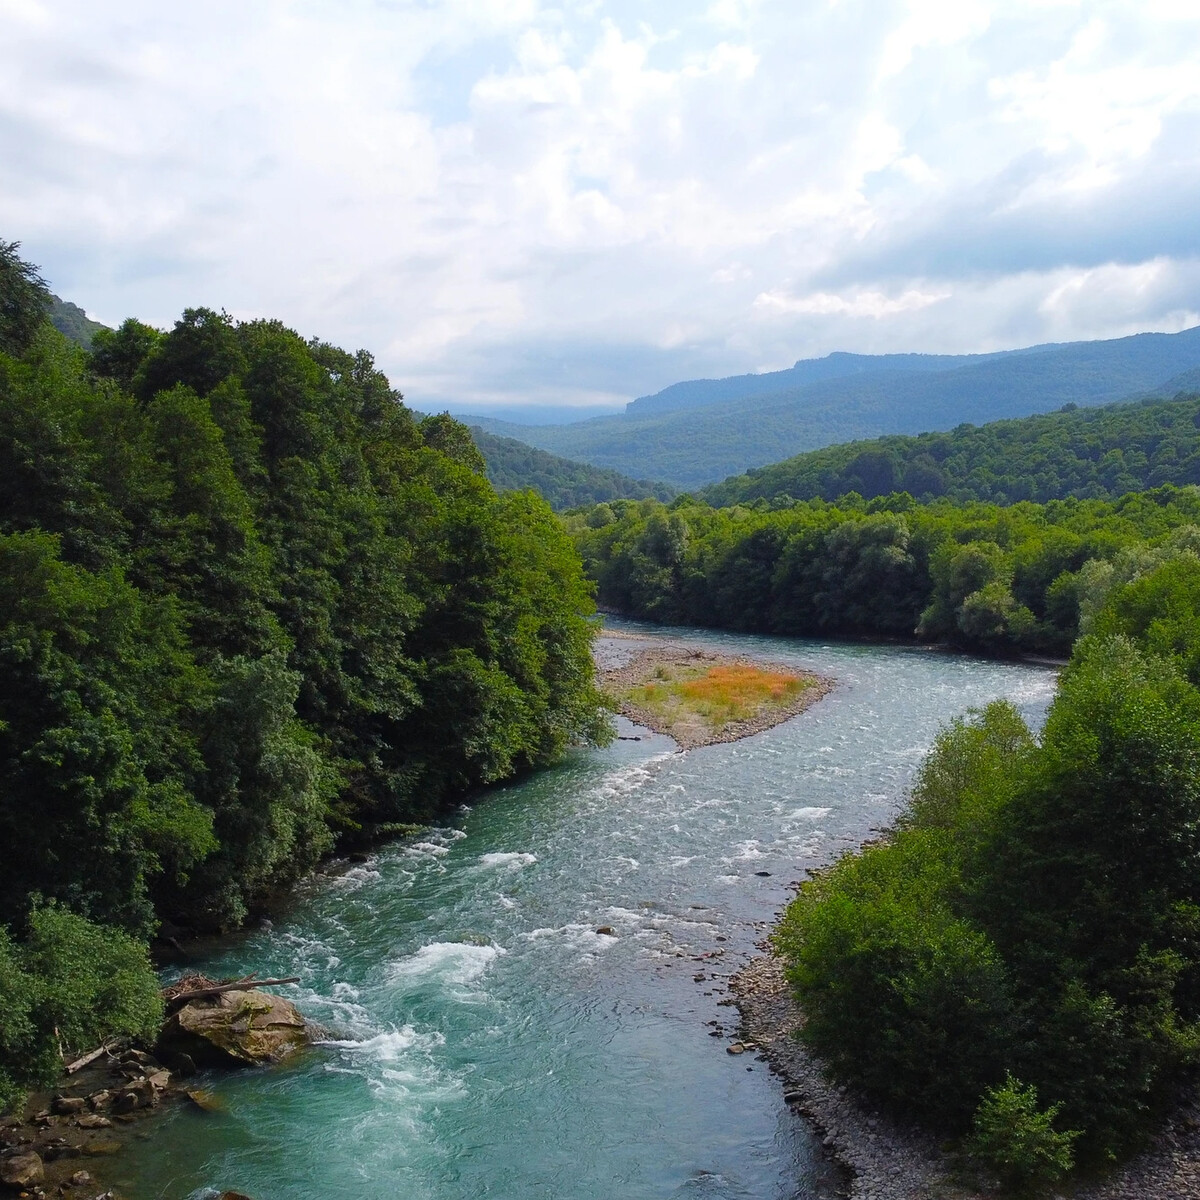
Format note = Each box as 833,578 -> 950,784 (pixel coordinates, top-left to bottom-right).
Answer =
386,940 -> 506,988
594,751 -> 676,801
476,851 -> 537,870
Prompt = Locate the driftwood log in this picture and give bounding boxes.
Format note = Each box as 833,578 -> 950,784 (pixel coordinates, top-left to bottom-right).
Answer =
165,976 -> 300,1006
64,1037 -> 125,1074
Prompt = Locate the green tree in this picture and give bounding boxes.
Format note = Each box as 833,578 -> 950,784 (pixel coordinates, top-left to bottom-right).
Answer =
0,239 -> 50,356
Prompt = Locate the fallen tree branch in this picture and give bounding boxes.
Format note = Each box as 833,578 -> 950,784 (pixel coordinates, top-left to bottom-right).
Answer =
65,1037 -> 124,1074
167,977 -> 300,1004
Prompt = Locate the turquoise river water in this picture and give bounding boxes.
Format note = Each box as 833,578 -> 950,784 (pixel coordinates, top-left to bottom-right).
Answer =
114,622 -> 1058,1200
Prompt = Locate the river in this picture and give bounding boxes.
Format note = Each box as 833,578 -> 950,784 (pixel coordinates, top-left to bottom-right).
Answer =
113,621 -> 1058,1200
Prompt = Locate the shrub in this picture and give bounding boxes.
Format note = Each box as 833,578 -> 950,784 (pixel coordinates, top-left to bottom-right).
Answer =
965,1073 -> 1079,1191
0,906 -> 162,1113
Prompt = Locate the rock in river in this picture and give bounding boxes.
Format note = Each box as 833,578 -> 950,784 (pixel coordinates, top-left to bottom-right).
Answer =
1,1151 -> 44,1189
158,989 -> 309,1068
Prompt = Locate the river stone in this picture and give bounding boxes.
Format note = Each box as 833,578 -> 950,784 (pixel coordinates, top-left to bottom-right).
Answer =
184,1089 -> 226,1113
1,1151 -> 44,1188
159,989 -> 309,1067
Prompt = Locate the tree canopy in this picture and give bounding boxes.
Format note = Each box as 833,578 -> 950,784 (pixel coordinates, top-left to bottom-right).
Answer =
0,243 -> 610,1108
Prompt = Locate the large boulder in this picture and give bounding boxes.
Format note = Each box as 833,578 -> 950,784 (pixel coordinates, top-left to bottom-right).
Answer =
1,1152 -> 44,1190
158,989 -> 309,1068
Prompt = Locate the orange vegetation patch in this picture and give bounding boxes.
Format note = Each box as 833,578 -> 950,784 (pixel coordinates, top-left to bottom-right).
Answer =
678,664 -> 805,707
631,663 -> 809,726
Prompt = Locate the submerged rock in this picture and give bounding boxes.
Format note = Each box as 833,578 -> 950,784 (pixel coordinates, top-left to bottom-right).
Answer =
0,1151 -> 43,1188
158,989 -> 309,1067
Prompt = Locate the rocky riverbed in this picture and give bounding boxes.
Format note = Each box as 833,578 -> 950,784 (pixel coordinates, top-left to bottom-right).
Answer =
0,977 -> 311,1199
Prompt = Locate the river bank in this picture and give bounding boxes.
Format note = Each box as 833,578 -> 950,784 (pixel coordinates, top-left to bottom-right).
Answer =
733,933 -> 1200,1199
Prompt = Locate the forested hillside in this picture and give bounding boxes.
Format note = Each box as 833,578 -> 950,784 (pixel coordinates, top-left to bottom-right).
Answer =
471,427 -> 673,510
625,346 -> 1031,416
475,325 -> 1200,487
0,241 -> 609,1108
704,391 -> 1200,507
47,294 -> 107,349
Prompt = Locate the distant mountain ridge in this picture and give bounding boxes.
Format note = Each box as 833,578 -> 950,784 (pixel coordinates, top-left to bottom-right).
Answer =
625,346 -> 1050,416
472,325 -> 1200,487
47,295 -> 108,349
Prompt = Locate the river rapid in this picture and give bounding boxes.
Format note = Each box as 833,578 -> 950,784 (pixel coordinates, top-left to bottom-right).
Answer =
115,622 -> 1057,1200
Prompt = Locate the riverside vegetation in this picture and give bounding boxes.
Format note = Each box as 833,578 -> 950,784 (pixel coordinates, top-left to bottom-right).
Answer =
0,241 -> 609,1111
570,488 -> 1200,1187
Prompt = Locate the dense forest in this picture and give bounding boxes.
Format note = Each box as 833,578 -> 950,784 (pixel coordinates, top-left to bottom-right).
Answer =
470,426 -> 673,510
567,488 -> 1200,658
703,392 -> 1200,507
566,484 -> 1200,1184
0,242 -> 609,1109
47,295 -> 107,350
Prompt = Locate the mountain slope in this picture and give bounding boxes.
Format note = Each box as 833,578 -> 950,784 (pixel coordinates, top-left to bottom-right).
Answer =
479,326 -> 1200,488
626,346 -> 1042,416
703,390 -> 1200,507
471,427 -> 673,509
47,295 -> 108,348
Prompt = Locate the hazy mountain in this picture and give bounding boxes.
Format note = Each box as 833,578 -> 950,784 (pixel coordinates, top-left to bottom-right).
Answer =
446,402 -> 624,426
702,389 -> 1200,507
476,326 -> 1200,488
625,346 -> 1048,416
471,427 -> 673,510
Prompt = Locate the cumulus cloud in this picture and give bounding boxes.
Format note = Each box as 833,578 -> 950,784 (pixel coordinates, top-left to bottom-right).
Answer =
1,0 -> 1198,408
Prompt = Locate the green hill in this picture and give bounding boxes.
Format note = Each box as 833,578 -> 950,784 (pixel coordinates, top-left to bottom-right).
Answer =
471,427 -> 673,509
47,294 -> 108,348
702,391 -> 1200,507
473,326 -> 1200,487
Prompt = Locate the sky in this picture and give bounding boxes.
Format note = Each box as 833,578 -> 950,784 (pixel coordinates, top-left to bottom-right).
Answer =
3,0 -> 1200,412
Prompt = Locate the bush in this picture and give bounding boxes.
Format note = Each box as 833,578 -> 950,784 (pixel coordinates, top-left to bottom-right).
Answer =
774,832 -> 1015,1128
0,906 -> 162,1113
965,1073 -> 1079,1191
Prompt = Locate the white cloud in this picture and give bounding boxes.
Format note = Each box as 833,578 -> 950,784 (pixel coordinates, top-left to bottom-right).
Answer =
753,287 -> 949,319
1,0 -> 1199,409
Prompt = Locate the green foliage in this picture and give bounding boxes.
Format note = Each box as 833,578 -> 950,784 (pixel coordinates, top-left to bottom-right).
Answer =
47,295 -> 108,350
568,488 -> 1200,656
0,530 -> 214,935
0,239 -> 51,357
775,832 -> 1016,1127
0,240 -> 610,1098
776,703 -> 1028,1128
777,638 -> 1200,1174
965,1074 -> 1079,1191
89,318 -> 161,393
0,906 -> 162,1113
